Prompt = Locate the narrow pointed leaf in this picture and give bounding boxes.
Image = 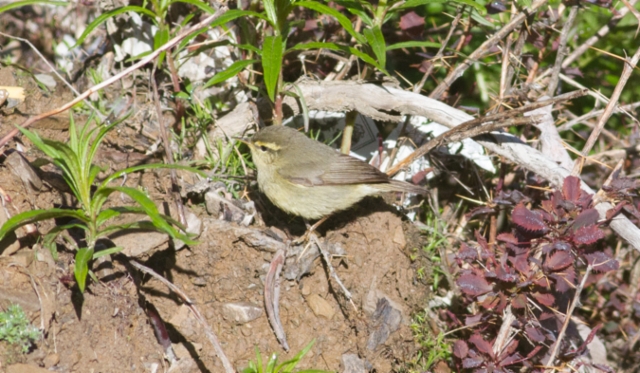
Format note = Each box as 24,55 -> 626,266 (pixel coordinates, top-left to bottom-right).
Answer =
74,6 -> 156,47
204,59 -> 257,88
297,1 -> 366,44
262,35 -> 283,102
363,26 -> 386,67
75,247 -> 94,292
0,209 -> 87,241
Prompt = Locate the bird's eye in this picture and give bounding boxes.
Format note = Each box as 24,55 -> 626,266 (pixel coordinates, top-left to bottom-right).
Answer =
259,145 -> 268,152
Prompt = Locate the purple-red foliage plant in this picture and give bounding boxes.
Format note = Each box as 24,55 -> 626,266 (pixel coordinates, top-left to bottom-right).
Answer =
449,176 -> 627,372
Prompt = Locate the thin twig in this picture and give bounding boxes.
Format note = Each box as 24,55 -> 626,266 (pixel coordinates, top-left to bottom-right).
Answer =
558,102 -> 640,132
416,8 -> 463,93
264,246 -> 289,351
537,0 -> 638,83
387,89 -> 587,176
150,65 -> 186,225
546,6 -> 578,96
544,265 -> 593,373
0,31 -> 105,120
127,259 -> 234,373
571,47 -> 640,175
430,0 -> 548,99
0,6 -> 228,152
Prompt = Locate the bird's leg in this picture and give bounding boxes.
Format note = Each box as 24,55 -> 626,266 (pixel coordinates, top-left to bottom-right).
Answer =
292,216 -> 329,245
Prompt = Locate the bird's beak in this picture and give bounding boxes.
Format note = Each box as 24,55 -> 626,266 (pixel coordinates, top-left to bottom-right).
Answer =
233,136 -> 251,146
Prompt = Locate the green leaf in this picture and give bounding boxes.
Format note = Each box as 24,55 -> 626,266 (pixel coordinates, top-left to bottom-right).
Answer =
262,35 -> 283,103
75,247 -> 94,292
296,1 -> 366,44
203,59 -> 257,88
363,25 -> 386,67
154,28 -> 170,65
235,43 -> 262,55
332,1 -> 373,26
0,209 -> 87,241
209,9 -> 268,29
398,0 -> 446,9
43,223 -> 88,260
289,42 -> 385,72
106,186 -> 196,244
451,0 -> 486,14
96,209 -> 121,227
97,220 -> 159,238
386,40 -> 441,50
263,0 -> 278,29
170,0 -> 216,14
75,6 -> 157,47
277,340 -> 317,371
92,246 -> 123,260
101,163 -> 206,188
0,0 -> 67,14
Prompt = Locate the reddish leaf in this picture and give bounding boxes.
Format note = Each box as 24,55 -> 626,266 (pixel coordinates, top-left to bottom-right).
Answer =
509,254 -> 531,274
512,204 -> 548,233
532,292 -> 555,307
469,334 -> 495,358
496,265 -> 517,283
496,233 -> 518,244
453,340 -> 469,359
475,230 -> 489,251
481,294 -> 500,310
511,293 -> 527,309
457,273 -> 493,297
457,243 -> 478,262
465,313 -> 482,326
585,251 -> 619,272
572,208 -> 599,230
550,271 -> 574,293
399,11 -> 425,31
573,225 -> 604,245
541,199 -> 554,213
525,325 -> 545,343
563,176 -> 581,202
462,356 -> 484,369
467,206 -> 495,220
495,292 -> 509,313
544,251 -> 573,271
499,352 -> 523,367
606,201 -> 628,220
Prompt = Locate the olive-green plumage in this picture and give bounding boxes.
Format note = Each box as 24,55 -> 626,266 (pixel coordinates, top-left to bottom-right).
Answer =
244,125 -> 425,220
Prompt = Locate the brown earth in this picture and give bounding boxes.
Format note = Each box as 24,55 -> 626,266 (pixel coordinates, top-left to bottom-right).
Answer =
0,125 -> 433,373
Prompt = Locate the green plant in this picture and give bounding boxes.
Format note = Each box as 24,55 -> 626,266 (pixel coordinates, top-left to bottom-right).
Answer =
242,340 -> 332,373
0,114 -> 204,292
408,311 -> 451,371
0,304 -> 41,353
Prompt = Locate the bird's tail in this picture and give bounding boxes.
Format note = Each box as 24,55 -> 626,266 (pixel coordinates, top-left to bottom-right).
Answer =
375,179 -> 427,195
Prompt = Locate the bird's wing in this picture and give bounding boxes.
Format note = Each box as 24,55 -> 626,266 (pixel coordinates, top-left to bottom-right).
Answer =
278,153 -> 389,187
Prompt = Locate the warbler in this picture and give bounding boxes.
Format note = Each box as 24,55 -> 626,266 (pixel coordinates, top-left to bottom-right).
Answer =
241,125 -> 424,221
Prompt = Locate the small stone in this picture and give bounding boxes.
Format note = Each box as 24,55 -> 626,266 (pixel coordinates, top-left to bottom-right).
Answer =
221,302 -> 263,324
393,225 -> 406,248
10,249 -> 34,267
306,294 -> 335,319
174,209 -> 203,250
43,353 -> 60,368
241,325 -> 253,337
341,354 -> 366,373
190,276 -> 207,286
204,191 -> 222,217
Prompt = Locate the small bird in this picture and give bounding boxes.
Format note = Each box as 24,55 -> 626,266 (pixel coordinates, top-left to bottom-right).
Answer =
241,125 -> 425,222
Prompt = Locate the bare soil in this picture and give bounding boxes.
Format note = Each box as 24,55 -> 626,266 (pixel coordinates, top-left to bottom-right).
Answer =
0,120 -> 433,373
